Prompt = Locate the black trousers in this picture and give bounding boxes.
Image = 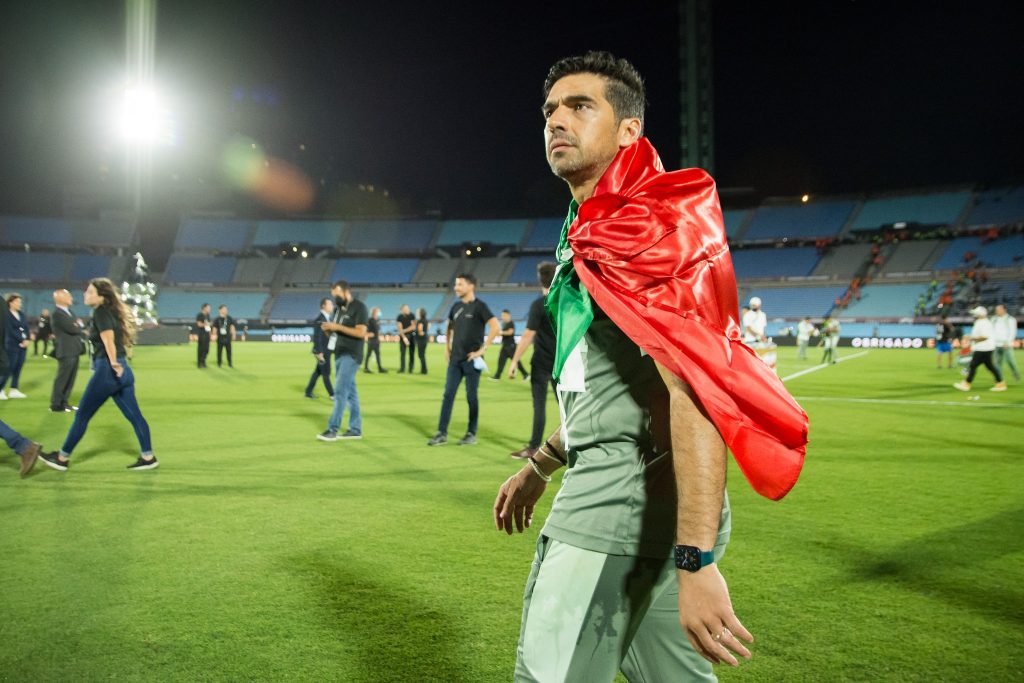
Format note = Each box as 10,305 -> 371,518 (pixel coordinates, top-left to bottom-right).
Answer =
51,355 -> 79,410
416,337 -> 428,374
34,336 -> 50,356
306,357 -> 334,396
494,344 -> 528,378
364,342 -> 384,371
529,369 -> 558,449
217,341 -> 232,367
400,337 -> 416,372
197,334 -> 210,367
967,350 -> 1003,383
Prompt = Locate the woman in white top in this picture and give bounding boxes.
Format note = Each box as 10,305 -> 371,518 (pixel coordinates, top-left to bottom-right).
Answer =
953,306 -> 1007,392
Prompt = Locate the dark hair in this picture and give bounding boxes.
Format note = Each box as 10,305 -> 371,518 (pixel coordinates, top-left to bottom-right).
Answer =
218,304 -> 227,310
90,277 -> 136,348
332,279 -> 349,292
201,303 -> 209,309
456,273 -> 477,286
501,309 -> 510,314
6,293 -> 22,307
537,262 -> 557,289
417,307 -> 427,319
319,297 -> 331,307
544,51 -> 646,129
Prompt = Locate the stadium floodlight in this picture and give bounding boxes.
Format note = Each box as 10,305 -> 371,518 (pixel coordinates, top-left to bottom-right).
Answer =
117,85 -> 175,146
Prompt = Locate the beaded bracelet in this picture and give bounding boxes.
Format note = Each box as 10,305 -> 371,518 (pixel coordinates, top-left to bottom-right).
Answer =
527,456 -> 552,482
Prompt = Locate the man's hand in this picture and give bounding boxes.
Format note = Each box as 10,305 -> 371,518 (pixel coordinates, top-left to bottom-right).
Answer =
508,366 -> 517,379
316,352 -> 325,363
467,348 -> 485,361
678,565 -> 753,667
493,467 -> 547,535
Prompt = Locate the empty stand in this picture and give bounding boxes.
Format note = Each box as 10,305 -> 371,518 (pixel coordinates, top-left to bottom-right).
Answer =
267,291 -> 323,322
163,255 -> 238,284
282,258 -> 333,285
156,290 -> 268,321
437,219 -> 528,247
932,235 -> 1024,271
743,201 -> 855,241
811,243 -> 872,278
414,258 -> 462,285
330,258 -> 420,284
524,218 -> 564,250
233,257 -> 280,285
744,286 -> 847,318
836,283 -> 927,317
344,220 -> 436,252
71,254 -> 113,281
2,217 -> 73,246
852,191 -> 971,231
730,247 -> 820,279
253,220 -> 343,247
877,240 -> 947,275
176,219 -> 252,252
474,291 -> 537,321
722,209 -> 751,240
0,252 -> 70,282
507,255 -> 555,284
966,187 -> 1024,227
359,292 -> 447,321
467,257 -> 513,283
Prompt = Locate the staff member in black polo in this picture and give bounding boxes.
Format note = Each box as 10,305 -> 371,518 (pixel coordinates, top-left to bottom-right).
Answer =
213,305 -> 236,368
396,304 -> 416,373
364,307 -> 387,373
317,280 -> 368,441
34,308 -> 52,356
427,273 -> 500,446
491,309 -> 529,380
195,303 -> 211,368
305,297 -> 334,399
507,262 -> 557,459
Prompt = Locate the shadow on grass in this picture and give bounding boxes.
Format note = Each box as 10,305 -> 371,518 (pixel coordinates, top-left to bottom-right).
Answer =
835,507 -> 1024,626
285,552 -> 478,682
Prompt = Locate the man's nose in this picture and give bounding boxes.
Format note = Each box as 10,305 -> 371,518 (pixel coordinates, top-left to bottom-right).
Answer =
546,105 -> 570,131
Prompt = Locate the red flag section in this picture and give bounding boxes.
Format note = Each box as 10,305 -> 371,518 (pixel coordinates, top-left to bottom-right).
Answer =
570,138 -> 808,500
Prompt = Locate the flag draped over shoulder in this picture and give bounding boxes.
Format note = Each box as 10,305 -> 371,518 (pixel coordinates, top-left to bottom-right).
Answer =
548,138 -> 808,501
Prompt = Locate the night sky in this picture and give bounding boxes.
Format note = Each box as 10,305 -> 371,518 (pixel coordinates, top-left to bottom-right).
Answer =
1,1 -> 1021,223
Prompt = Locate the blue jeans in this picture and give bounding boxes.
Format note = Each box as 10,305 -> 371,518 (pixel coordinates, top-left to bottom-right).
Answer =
0,419 -> 31,455
0,345 -> 26,390
61,357 -> 153,458
436,359 -> 481,435
327,354 -> 361,434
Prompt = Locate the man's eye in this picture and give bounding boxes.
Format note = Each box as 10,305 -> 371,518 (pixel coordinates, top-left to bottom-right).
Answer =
575,103 -> 588,111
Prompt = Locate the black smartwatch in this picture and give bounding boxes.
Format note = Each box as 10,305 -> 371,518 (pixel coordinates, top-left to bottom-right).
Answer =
674,544 -> 715,572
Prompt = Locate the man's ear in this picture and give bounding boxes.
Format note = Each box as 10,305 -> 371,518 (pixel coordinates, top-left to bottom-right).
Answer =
617,117 -> 642,147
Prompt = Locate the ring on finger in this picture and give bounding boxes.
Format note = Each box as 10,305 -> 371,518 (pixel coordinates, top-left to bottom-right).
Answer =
713,627 -> 731,642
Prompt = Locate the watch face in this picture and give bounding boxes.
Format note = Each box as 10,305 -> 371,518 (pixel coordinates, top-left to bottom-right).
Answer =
676,545 -> 701,571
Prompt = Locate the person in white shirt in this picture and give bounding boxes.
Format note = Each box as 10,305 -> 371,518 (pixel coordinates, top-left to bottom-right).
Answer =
795,317 -> 816,360
991,304 -> 1020,382
954,306 -> 1007,392
742,297 -> 767,345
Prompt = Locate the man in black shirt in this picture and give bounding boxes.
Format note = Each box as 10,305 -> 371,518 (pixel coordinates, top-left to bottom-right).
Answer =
213,305 -> 236,368
364,307 -> 387,373
34,309 -> 52,356
305,297 -> 334,398
195,303 -> 211,368
427,273 -> 500,446
491,309 -> 529,380
507,262 -> 557,459
317,280 -> 369,441
396,304 -> 416,373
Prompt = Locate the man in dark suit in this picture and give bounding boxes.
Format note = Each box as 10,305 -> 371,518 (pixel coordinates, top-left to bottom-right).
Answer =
49,289 -> 87,413
305,297 -> 334,399
195,303 -> 211,368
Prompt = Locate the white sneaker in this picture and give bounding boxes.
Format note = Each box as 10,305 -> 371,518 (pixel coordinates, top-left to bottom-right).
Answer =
0,390 -> 7,400
8,389 -> 27,399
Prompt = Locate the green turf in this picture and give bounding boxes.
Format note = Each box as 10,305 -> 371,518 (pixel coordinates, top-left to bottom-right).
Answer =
1,343 -> 1021,681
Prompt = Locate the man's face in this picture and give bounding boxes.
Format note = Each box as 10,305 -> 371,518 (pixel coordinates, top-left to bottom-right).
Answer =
453,278 -> 472,298
202,305 -> 210,314
543,73 -> 636,185
401,305 -> 410,315
996,305 -> 1006,316
219,307 -> 227,316
332,285 -> 348,302
501,311 -> 511,322
324,299 -> 334,314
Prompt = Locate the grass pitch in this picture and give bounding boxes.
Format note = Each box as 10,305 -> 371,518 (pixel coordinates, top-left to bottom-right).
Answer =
1,342 -> 1021,682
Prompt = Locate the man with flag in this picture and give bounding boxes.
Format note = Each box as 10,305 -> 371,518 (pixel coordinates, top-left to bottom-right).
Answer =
493,52 -> 808,682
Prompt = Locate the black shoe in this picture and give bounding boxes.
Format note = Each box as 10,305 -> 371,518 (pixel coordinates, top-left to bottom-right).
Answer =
458,432 -> 477,446
38,451 -> 69,471
339,430 -> 362,439
364,368 -> 373,373
379,368 -> 388,373
317,430 -> 339,442
127,456 -> 159,471
427,432 -> 447,446
304,393 -> 317,399
50,407 -> 68,413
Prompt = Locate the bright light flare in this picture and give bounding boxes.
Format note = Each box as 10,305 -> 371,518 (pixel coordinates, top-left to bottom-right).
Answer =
117,86 -> 175,146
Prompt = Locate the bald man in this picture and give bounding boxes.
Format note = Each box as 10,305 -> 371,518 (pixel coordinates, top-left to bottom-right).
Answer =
50,289 -> 87,413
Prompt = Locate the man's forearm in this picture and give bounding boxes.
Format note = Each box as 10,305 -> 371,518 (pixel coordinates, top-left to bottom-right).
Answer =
656,364 -> 725,549
510,329 -> 536,368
